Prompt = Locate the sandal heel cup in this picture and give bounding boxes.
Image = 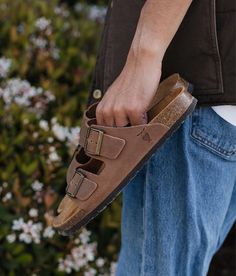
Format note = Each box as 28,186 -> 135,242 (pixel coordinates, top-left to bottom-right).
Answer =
52,73 -> 198,235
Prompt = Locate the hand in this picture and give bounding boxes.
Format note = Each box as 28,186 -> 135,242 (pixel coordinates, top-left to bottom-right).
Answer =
96,51 -> 162,127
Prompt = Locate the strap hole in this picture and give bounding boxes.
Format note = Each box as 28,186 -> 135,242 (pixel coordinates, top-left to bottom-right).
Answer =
76,147 -> 91,164
79,158 -> 105,175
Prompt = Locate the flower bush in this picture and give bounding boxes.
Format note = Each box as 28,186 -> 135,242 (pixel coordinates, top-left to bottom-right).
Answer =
0,0 -> 121,274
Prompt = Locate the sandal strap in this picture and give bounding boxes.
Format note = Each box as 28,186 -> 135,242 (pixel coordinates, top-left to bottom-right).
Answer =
66,168 -> 97,201
79,119 -> 126,159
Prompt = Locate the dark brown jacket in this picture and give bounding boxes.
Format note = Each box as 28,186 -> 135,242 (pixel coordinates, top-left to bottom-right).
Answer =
86,0 -> 236,107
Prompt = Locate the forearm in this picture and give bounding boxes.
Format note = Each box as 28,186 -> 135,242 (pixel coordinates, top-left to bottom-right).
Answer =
96,0 -> 193,126
127,0 -> 193,64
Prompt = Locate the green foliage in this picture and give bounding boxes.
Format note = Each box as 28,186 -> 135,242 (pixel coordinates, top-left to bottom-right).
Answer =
0,0 -> 121,274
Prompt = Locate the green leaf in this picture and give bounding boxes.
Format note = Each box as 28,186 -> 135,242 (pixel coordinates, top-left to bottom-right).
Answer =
11,244 -> 25,256
16,253 -> 33,265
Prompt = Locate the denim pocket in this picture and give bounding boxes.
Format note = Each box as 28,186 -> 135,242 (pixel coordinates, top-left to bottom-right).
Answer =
190,106 -> 236,161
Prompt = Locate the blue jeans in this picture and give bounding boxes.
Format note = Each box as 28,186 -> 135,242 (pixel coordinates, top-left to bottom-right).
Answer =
115,106 -> 236,276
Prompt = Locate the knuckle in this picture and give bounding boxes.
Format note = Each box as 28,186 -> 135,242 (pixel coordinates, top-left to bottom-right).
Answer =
136,106 -> 144,114
96,102 -> 103,112
126,104 -> 140,115
126,105 -> 135,113
113,106 -> 123,115
96,107 -> 102,117
102,108 -> 112,117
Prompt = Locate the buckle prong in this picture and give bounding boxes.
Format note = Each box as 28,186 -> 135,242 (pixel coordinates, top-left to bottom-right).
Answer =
85,126 -> 104,155
66,168 -> 85,198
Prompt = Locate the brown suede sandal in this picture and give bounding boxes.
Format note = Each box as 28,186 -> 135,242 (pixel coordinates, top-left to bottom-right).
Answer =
52,73 -> 198,235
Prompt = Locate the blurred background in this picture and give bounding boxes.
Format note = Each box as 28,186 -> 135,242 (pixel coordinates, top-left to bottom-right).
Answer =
0,0 -> 235,275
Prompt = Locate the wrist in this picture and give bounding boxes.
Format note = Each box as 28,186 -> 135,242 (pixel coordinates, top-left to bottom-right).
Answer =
126,45 -> 163,70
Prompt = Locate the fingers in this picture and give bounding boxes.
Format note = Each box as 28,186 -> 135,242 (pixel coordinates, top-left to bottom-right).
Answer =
126,104 -> 148,125
96,101 -> 115,126
113,106 -> 129,127
95,102 -> 103,125
96,100 -> 147,127
96,101 -> 129,127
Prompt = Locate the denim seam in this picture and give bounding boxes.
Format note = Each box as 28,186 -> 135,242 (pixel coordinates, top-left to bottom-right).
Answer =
191,130 -> 236,156
189,108 -> 236,159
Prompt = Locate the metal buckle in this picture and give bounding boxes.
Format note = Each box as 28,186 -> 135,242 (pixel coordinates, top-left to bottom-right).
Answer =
84,126 -> 104,155
66,168 -> 85,198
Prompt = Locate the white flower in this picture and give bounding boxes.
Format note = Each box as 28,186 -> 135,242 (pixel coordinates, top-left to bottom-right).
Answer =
54,6 -> 70,17
74,257 -> 87,270
84,268 -> 97,276
31,180 -> 43,192
48,151 -> 61,162
79,228 -> 91,245
96,257 -> 105,267
29,208 -> 38,218
47,137 -> 54,143
71,246 -> 87,264
51,117 -> 57,124
13,218 -> 42,244
51,119 -> 80,146
58,257 -> 74,274
3,182 -> 8,188
31,37 -> 47,49
88,6 -> 106,21
49,146 -> 56,152
43,226 -> 55,238
58,239 -> 101,273
12,218 -> 25,230
0,78 -> 54,113
21,220 -> 42,244
35,17 -> 51,31
33,191 -> 43,203
0,78 -> 31,106
74,238 -> 80,244
2,192 -> 12,202
51,123 -> 68,141
6,233 -> 16,243
83,242 -> 97,262
19,232 -> 32,244
45,90 -> 55,101
39,120 -> 49,131
51,48 -> 60,60
33,132 -> 39,138
58,251 -> 87,273
75,4 -> 106,21
0,57 -> 11,78
67,126 -> 80,146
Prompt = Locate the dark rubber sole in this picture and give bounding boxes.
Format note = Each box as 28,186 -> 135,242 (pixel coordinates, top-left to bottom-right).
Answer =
57,98 -> 198,236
